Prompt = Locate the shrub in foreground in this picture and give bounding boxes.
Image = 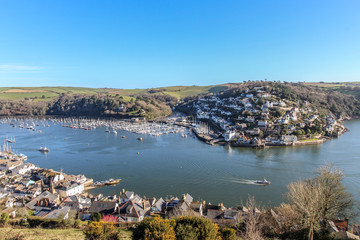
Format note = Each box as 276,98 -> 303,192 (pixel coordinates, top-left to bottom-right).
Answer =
83,221 -> 119,240
133,216 -> 221,240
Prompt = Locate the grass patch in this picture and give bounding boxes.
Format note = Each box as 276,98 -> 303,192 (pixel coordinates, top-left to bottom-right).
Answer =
0,92 -> 59,100
0,227 -> 84,240
0,226 -> 133,240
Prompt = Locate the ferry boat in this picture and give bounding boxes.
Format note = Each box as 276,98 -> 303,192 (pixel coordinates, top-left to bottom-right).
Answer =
92,178 -> 121,187
38,147 -> 50,152
104,178 -> 121,185
254,178 -> 271,185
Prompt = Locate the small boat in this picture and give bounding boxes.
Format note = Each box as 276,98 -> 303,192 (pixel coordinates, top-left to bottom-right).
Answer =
6,137 -> 15,143
137,137 -> 143,141
121,136 -> 126,138
254,178 -> 271,185
18,153 -> 27,160
104,178 -> 121,185
38,147 -> 50,152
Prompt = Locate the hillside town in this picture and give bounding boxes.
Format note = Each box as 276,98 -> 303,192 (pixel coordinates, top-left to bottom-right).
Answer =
177,85 -> 347,147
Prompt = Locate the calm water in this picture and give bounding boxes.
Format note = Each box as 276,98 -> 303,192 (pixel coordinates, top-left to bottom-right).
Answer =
1,120 -> 360,208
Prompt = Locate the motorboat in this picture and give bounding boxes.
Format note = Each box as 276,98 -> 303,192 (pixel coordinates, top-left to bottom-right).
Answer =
38,147 -> 50,152
254,178 -> 271,185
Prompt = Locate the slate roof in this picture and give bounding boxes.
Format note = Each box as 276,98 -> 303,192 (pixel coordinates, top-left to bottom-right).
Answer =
35,210 -> 51,217
190,202 -> 202,212
152,197 -> 165,212
25,191 -> 58,210
207,209 -> 224,220
45,206 -> 72,219
89,201 -> 118,214
119,200 -> 144,219
183,193 -> 193,205
224,209 -> 239,219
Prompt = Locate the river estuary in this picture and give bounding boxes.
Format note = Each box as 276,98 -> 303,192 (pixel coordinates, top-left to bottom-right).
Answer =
1,119 -> 359,208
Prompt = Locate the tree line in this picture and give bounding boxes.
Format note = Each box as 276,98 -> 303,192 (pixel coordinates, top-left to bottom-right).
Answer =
0,93 -> 177,120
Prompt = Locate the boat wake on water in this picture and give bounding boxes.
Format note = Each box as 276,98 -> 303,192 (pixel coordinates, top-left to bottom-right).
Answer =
227,178 -> 271,186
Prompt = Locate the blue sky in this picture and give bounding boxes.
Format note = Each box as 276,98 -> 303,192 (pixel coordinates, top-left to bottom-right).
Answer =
0,0 -> 360,88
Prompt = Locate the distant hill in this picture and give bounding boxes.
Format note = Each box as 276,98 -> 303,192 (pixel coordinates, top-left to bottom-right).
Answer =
0,85 -> 229,119
0,82 -> 359,119
304,82 -> 360,98
0,85 -> 229,101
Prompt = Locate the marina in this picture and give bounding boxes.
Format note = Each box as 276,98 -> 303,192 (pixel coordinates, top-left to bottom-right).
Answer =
1,117 -> 188,137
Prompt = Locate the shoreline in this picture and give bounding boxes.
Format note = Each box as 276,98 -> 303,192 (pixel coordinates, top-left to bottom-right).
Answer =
191,125 -> 349,148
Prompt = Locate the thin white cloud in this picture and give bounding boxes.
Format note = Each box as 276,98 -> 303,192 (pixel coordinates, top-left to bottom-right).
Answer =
0,64 -> 43,71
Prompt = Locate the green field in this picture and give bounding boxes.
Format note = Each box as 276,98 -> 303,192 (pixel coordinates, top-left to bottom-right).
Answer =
2,82 -> 359,102
0,84 -> 229,101
0,86 -> 111,101
303,82 -> 360,98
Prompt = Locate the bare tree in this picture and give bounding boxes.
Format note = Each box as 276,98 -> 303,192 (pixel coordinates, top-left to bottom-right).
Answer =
286,164 -> 354,240
243,195 -> 265,240
315,164 -> 353,221
287,179 -> 320,240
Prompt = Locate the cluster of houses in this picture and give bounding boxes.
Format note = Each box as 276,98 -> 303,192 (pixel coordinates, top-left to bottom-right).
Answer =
0,150 -> 91,218
182,86 -> 344,146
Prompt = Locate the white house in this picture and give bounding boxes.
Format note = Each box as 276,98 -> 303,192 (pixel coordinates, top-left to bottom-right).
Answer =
12,163 -> 36,175
56,183 -> 84,198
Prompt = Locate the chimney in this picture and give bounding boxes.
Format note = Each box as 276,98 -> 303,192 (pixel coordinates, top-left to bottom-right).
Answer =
49,177 -> 55,194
